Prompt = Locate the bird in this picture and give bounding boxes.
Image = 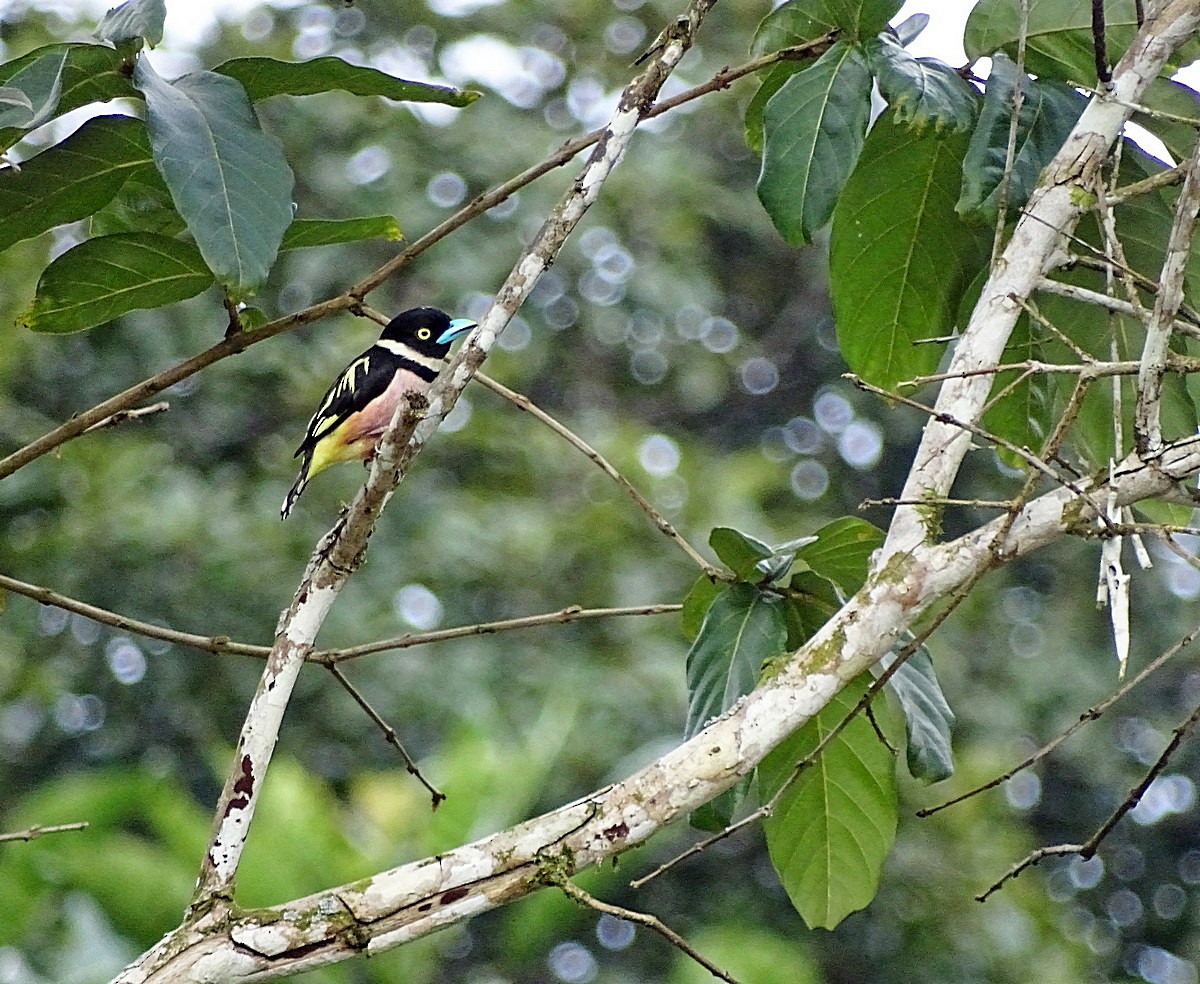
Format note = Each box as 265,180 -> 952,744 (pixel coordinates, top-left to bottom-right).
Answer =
281,307 -> 476,518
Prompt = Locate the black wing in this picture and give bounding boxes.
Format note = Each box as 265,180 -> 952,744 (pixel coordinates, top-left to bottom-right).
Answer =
293,348 -> 398,457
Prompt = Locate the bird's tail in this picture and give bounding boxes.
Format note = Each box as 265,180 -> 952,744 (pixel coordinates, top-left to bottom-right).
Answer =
281,454 -> 312,519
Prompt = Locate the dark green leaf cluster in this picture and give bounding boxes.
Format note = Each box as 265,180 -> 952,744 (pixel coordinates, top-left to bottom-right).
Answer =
748,0 -> 1200,479
682,516 -> 954,926
0,0 -> 477,330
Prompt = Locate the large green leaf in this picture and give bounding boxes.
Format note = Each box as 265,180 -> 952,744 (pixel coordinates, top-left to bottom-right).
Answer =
830,115 -> 991,387
964,0 -> 1199,85
0,44 -> 133,151
18,232 -> 213,334
214,56 -> 479,107
0,115 -> 151,253
760,673 -> 897,929
867,34 -> 979,134
95,0 -> 166,49
280,216 -> 403,251
757,41 -> 873,246
794,517 -> 884,592
134,59 -> 294,298
685,583 -> 787,740
825,0 -> 902,38
957,53 -> 1086,223
878,649 -> 955,782
744,0 -> 839,152
0,48 -> 65,131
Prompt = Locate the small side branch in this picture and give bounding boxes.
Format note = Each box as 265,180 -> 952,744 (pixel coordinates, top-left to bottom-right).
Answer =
477,372 -> 718,576
0,821 -> 89,844
326,663 -> 444,807
919,620 -> 1200,817
559,881 -> 741,984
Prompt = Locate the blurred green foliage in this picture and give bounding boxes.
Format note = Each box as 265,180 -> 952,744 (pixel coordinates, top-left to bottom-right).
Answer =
1,2 -> 1200,984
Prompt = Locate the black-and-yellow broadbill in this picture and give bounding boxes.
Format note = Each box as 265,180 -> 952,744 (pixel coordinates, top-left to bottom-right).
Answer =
281,307 -> 476,518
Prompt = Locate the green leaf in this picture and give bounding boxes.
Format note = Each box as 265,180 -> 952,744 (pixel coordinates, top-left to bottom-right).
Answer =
761,673 -> 897,929
685,583 -> 787,740
957,53 -> 1086,223
0,115 -> 151,254
709,527 -> 773,580
95,0 -> 166,48
681,574 -> 724,642
214,56 -> 480,108
744,1 -> 839,153
795,517 -> 884,592
757,41 -> 873,246
133,59 -> 294,298
867,34 -> 979,134
1133,78 -> 1200,165
0,45 -> 133,151
830,114 -> 991,387
783,571 -> 842,649
89,168 -> 185,238
825,0 -> 902,38
690,777 -> 752,832
878,649 -> 954,782
893,12 -> 929,46
0,87 -> 33,113
750,0 -> 841,57
0,48 -> 65,130
964,0 -> 1198,85
280,215 -> 403,251
18,232 -> 213,334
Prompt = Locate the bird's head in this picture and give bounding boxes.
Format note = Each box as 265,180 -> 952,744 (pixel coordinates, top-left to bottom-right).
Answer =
381,307 -> 477,357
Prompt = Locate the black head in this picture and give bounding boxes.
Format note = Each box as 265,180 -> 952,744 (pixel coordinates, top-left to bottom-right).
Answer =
379,307 -> 475,358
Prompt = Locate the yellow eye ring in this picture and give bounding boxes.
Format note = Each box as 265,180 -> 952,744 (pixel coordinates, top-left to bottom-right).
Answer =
417,327 -> 431,339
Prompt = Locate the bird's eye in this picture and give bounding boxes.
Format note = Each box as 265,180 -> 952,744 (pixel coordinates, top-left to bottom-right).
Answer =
417,327 -> 431,340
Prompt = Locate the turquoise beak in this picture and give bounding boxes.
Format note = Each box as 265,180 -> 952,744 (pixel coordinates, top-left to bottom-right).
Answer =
438,318 -> 476,344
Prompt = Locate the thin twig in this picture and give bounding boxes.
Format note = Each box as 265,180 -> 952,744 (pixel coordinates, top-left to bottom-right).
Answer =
559,881 -> 741,984
319,604 -> 680,663
0,821 -> 89,844
862,497 -> 1016,509
919,620 -> 1200,817
325,663 -> 445,807
976,844 -> 1084,901
991,0 -> 1030,268
476,373 -> 719,576
1035,278 -> 1200,341
83,401 -> 170,433
979,695 -> 1200,902
0,571 -> 270,658
0,569 -> 676,664
849,374 -> 1113,529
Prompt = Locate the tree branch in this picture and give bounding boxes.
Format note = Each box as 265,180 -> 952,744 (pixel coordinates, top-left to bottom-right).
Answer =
185,0 -> 719,929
